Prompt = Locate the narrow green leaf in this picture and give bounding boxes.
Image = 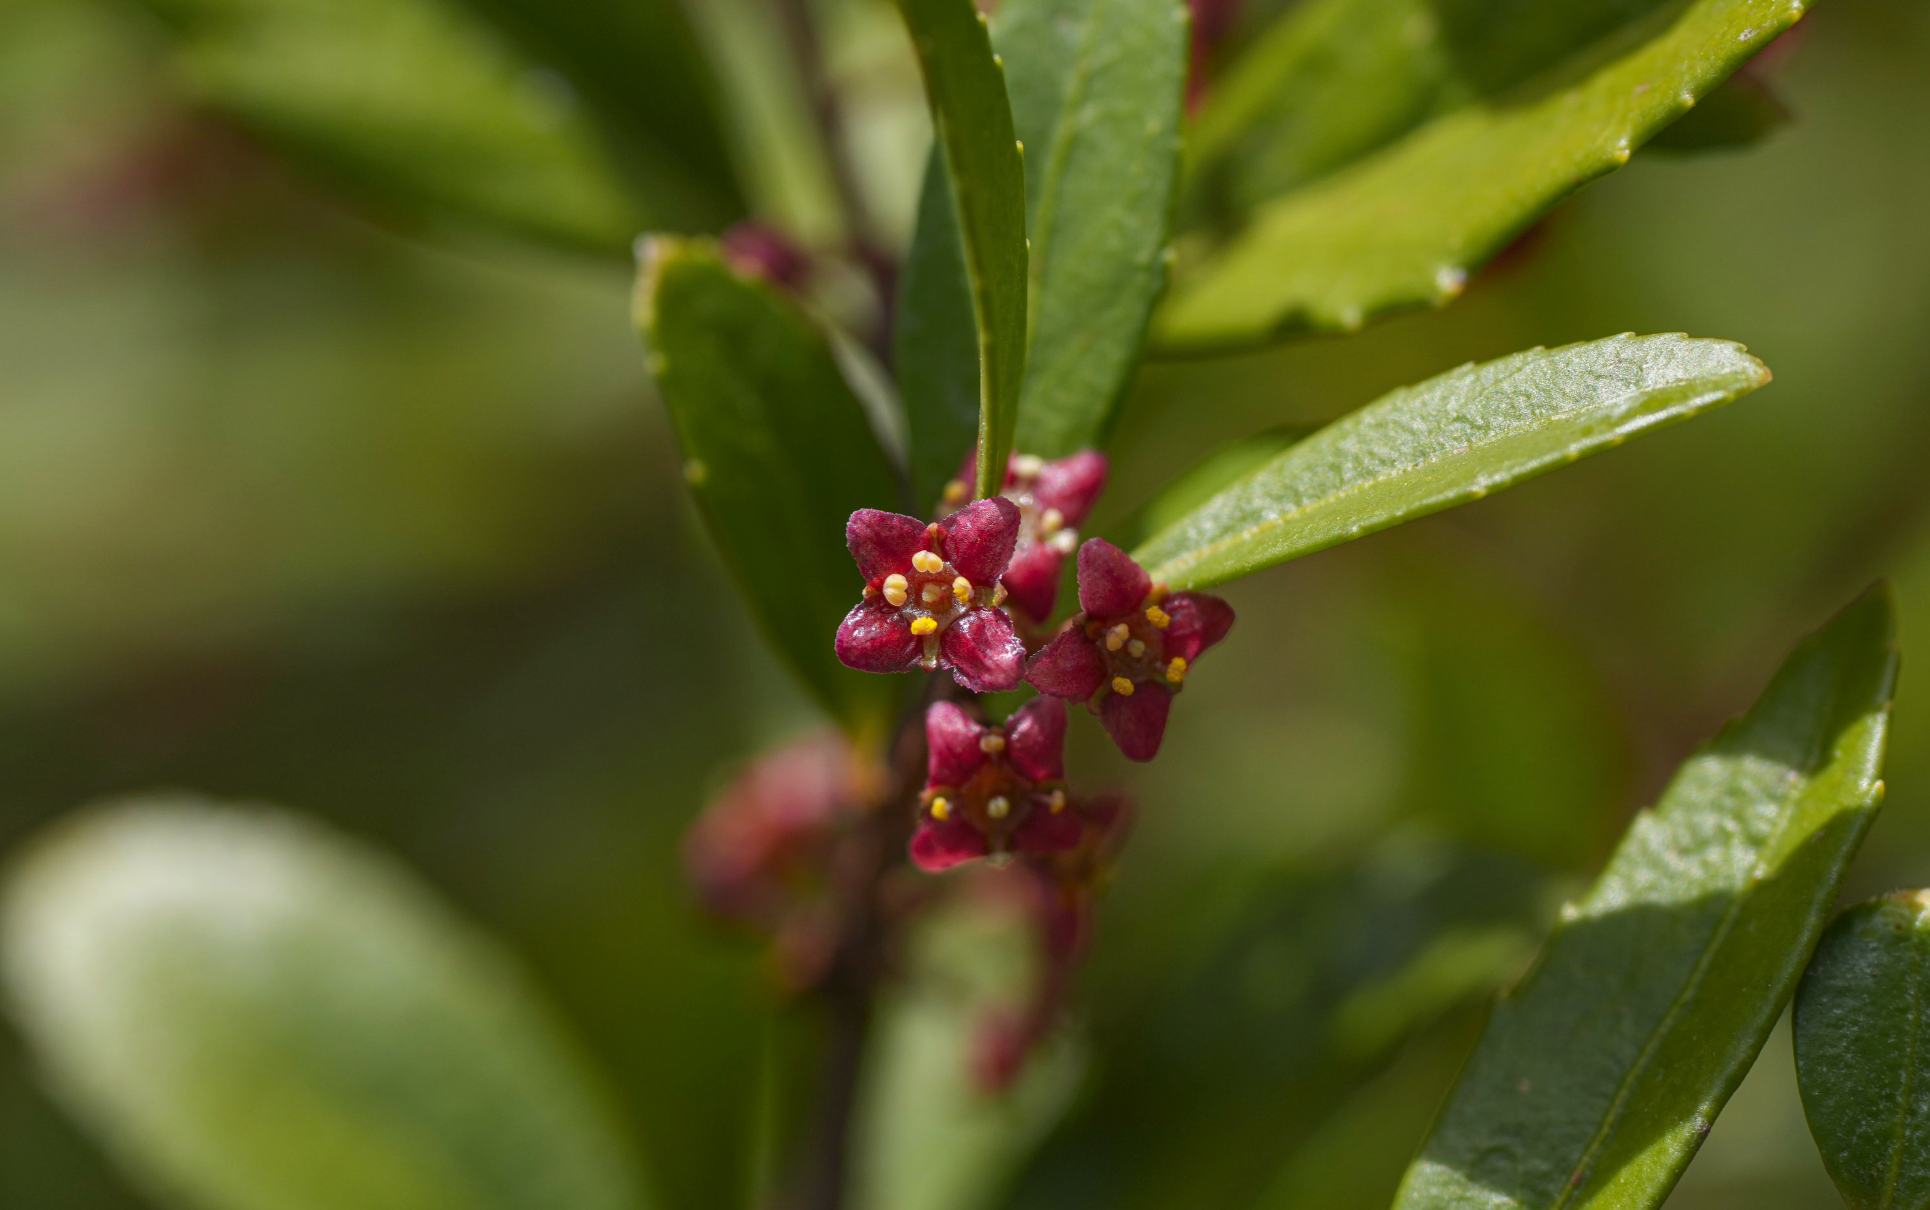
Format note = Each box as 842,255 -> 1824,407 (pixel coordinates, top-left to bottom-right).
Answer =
1103,424 -> 1310,551
899,158 -> 983,511
891,0 -> 1030,499
637,237 -> 904,745
1794,891 -> 1930,1210
1132,333 -> 1768,591
1001,0 -> 1189,457
0,797 -> 649,1210
449,0 -> 745,230
1646,69 -> 1793,153
1392,584 -> 1899,1210
1157,0 -> 1811,351
132,0 -> 652,252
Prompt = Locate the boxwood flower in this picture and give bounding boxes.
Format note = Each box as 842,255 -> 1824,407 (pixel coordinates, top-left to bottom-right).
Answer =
911,698 -> 1083,871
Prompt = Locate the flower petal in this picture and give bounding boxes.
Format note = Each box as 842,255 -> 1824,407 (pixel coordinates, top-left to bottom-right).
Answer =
910,816 -> 988,871
847,509 -> 928,582
1012,799 -> 1083,855
925,701 -> 986,786
1099,683 -> 1173,761
1006,697 -> 1067,782
1001,544 -> 1065,622
942,608 -> 1027,692
1077,538 -> 1152,618
940,497 -> 1022,585
834,600 -> 919,673
1034,451 -> 1108,526
1025,628 -> 1107,700
1163,592 -> 1236,662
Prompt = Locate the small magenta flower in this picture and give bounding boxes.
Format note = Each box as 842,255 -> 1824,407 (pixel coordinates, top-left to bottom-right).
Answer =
911,698 -> 1084,871
836,498 -> 1027,692
1025,538 -> 1234,761
943,450 -> 1109,625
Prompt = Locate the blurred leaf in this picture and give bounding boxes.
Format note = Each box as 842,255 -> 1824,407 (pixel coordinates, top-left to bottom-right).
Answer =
1156,0 -> 1812,351
899,158 -> 983,511
1103,424 -> 1310,550
1393,585 -> 1899,1210
851,891 -> 1083,1210
890,0 -> 1029,499
130,0 -> 655,252
1004,842 -> 1544,1210
1132,334 -> 1769,591
0,797 -> 650,1210
448,0 -> 744,229
1001,0 -> 1189,458
1793,891 -> 1930,1210
636,237 -> 904,745
1647,69 -> 1793,152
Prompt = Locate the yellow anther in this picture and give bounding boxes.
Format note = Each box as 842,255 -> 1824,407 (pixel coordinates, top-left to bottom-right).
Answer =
1145,605 -> 1171,629
883,574 -> 909,607
1048,789 -> 1067,814
979,733 -> 1006,754
1106,623 -> 1130,651
942,479 -> 969,505
1013,454 -> 1045,478
930,796 -> 951,821
922,583 -> 945,605
1112,676 -> 1135,696
1039,507 -> 1065,534
912,550 -> 944,574
1146,583 -> 1168,604
987,795 -> 1011,819
992,583 -> 1008,606
952,575 -> 972,603
1127,639 -> 1146,659
911,617 -> 938,636
1166,657 -> 1188,684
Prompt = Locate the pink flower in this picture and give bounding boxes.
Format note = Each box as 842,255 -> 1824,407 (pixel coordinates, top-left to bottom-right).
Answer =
1025,539 -> 1234,761
836,498 -> 1027,692
910,698 -> 1084,871
943,450 -> 1110,625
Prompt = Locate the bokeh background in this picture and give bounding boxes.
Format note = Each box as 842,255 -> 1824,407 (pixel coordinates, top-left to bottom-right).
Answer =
0,0 -> 1926,1206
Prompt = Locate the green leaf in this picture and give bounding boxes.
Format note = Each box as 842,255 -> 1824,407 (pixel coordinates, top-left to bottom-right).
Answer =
134,0 -> 651,252
890,0 -> 1030,499
1392,584 -> 1900,1210
1646,69 -> 1792,153
637,236 -> 904,744
448,0 -> 745,230
1794,891 -> 1930,1210
1131,333 -> 1768,591
1156,0 -> 1812,351
899,158 -> 984,511
1103,424 -> 1310,551
0,797 -> 650,1210
1001,0 -> 1190,458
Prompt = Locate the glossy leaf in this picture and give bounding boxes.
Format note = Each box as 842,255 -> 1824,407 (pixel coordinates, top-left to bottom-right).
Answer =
1646,69 -> 1793,152
0,797 -> 649,1210
1157,0 -> 1812,351
637,237 -> 904,744
449,0 -> 745,229
1002,0 -> 1190,458
1132,334 -> 1768,591
1794,891 -> 1930,1210
1392,585 -> 1899,1210
891,0 -> 1029,500
131,0 -> 652,252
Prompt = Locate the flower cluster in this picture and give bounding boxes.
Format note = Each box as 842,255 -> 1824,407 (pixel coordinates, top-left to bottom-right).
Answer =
942,450 -> 1109,630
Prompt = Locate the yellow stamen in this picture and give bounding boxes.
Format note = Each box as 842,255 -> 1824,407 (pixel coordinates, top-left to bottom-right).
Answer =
1166,657 -> 1188,683
911,617 -> 938,636
1127,639 -> 1146,659
1145,605 -> 1171,629
952,575 -> 972,604
912,550 -> 944,574
987,795 -> 1011,819
941,479 -> 969,505
1112,677 -> 1135,696
930,796 -> 951,821
1040,507 -> 1065,534
1106,623 -> 1130,651
992,583 -> 1008,606
1012,454 -> 1045,478
1146,584 -> 1168,604
979,733 -> 1006,754
883,574 -> 909,607
1048,789 -> 1067,814
922,583 -> 944,605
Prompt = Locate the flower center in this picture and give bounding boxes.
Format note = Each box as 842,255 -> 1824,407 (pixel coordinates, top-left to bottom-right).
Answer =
865,524 -> 1006,669
1086,589 -> 1187,692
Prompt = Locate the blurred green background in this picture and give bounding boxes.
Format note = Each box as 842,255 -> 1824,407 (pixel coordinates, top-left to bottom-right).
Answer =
0,0 -> 1926,1206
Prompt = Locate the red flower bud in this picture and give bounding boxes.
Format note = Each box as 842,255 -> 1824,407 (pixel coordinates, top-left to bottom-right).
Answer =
1024,539 -> 1234,760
